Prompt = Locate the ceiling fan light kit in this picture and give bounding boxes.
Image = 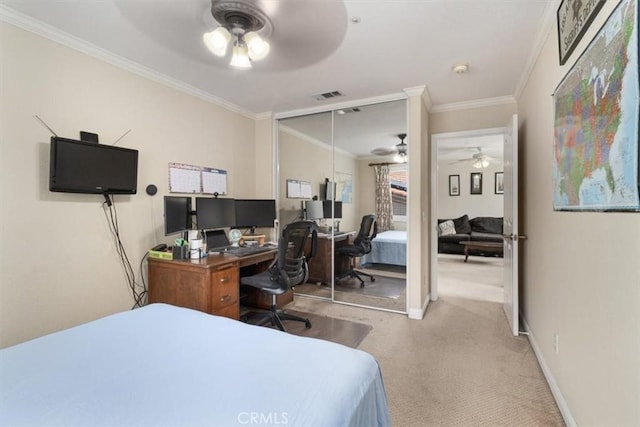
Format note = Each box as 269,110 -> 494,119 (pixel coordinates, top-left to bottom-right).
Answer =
371,133 -> 408,163
203,0 -> 272,69
472,158 -> 490,168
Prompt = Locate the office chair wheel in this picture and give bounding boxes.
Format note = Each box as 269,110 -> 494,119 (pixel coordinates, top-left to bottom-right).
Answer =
305,319 -> 312,329
371,277 -> 376,282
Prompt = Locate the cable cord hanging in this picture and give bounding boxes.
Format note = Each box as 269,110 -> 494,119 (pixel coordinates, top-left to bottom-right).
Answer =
102,196 -> 147,309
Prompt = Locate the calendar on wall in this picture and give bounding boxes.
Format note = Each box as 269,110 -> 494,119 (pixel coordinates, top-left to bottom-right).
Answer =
286,179 -> 312,199
168,162 -> 227,195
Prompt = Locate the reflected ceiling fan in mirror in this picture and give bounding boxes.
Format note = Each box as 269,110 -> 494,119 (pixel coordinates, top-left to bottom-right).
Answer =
450,147 -> 496,168
371,133 -> 407,163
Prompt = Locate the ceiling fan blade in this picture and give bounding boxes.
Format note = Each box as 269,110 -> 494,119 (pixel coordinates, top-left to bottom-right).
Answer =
371,147 -> 398,156
449,158 -> 473,164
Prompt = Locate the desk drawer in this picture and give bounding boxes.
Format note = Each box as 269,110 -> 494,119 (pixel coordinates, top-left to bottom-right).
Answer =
215,304 -> 239,320
210,265 -> 239,312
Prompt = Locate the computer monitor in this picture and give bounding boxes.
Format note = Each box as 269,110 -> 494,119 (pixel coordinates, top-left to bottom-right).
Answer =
164,196 -> 192,236
195,197 -> 236,230
322,200 -> 342,218
305,200 -> 324,220
234,199 -> 276,232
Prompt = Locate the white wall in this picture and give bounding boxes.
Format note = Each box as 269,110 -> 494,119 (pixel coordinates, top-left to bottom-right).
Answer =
0,22 -> 258,347
518,1 -> 640,424
437,161 -> 504,219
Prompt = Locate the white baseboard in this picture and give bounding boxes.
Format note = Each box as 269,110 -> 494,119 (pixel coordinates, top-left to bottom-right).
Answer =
521,317 -> 577,427
408,294 -> 429,319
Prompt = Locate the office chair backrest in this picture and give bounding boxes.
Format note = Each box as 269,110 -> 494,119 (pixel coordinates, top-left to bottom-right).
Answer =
268,220 -> 318,289
354,214 -> 378,254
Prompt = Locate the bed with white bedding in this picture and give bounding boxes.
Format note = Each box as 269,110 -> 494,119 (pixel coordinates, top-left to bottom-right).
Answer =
359,230 -> 407,267
0,303 -> 390,426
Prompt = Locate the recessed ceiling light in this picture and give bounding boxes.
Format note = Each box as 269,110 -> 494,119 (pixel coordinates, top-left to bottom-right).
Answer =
452,63 -> 469,74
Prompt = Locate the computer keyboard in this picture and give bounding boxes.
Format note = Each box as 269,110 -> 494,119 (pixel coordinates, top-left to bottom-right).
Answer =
224,246 -> 273,257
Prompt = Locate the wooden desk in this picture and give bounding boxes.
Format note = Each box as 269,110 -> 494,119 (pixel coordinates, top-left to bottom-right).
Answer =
306,232 -> 354,285
148,250 -> 277,320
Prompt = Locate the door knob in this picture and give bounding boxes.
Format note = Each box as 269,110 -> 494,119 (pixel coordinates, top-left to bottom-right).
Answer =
503,234 -> 528,241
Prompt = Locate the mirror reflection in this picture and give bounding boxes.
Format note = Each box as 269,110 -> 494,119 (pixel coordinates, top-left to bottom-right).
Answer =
277,100 -> 407,313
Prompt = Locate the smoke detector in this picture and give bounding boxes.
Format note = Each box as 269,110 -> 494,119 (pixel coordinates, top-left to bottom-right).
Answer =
452,63 -> 469,74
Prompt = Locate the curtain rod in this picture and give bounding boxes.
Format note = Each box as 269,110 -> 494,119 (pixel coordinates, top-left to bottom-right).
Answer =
368,162 -> 398,167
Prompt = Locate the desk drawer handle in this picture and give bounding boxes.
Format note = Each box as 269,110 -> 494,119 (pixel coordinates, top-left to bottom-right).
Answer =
220,294 -> 232,303
220,276 -> 230,283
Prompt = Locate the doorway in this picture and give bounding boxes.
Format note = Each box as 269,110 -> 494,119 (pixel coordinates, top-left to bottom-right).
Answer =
430,128 -> 506,303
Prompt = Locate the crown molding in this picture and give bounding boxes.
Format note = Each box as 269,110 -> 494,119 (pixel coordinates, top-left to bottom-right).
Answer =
255,111 -> 274,120
430,95 -> 517,113
0,5 -> 257,120
274,92 -> 407,120
514,0 -> 561,100
403,85 -> 426,97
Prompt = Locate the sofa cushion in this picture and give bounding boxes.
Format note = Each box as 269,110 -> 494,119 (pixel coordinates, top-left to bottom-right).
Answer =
439,234 -> 470,244
438,214 -> 471,234
438,220 -> 456,236
470,231 -> 503,243
452,214 -> 471,234
470,217 -> 503,235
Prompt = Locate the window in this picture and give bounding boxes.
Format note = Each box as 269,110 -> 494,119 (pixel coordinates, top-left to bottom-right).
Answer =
389,166 -> 407,220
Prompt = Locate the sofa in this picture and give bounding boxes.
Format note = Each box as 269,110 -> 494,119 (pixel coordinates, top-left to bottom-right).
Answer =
437,214 -> 503,256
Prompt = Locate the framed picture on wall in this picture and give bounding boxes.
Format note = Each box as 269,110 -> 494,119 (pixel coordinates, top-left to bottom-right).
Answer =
470,172 -> 483,195
556,0 -> 605,65
495,172 -> 504,194
448,174 -> 460,196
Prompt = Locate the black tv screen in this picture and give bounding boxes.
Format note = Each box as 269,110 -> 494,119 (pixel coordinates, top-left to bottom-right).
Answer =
235,199 -> 276,229
164,196 -> 192,236
49,137 -> 138,194
196,197 -> 236,230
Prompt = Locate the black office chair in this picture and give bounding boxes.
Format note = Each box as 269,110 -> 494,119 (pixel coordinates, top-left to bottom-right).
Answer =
240,220 -> 318,332
335,214 -> 378,288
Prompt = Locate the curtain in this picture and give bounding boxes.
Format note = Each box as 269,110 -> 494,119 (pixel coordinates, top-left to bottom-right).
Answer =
373,165 -> 393,232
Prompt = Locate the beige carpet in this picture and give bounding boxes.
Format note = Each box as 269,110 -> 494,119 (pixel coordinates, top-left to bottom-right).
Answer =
286,254 -> 565,426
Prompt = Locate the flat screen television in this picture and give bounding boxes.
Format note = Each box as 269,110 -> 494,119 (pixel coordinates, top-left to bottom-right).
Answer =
49,137 -> 138,194
234,199 -> 276,231
195,197 -> 236,230
164,196 -> 192,236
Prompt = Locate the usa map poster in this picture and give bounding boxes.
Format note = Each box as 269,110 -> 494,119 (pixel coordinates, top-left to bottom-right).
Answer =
553,0 -> 639,211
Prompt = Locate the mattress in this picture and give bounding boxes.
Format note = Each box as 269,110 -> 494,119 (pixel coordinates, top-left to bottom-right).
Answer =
0,303 -> 390,426
360,230 -> 407,266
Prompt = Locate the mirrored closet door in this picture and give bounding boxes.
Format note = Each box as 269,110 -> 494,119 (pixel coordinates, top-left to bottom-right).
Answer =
277,99 -> 408,313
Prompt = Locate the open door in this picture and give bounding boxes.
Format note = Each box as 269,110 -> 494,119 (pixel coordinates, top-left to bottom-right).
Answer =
503,114 -> 521,336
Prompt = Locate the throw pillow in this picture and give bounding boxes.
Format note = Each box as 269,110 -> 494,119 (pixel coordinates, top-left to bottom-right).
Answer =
438,220 -> 456,236
452,214 -> 471,234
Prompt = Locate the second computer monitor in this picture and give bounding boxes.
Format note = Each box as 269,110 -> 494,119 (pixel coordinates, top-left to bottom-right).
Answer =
323,200 -> 342,219
234,199 -> 276,231
195,197 -> 236,230
164,196 -> 192,236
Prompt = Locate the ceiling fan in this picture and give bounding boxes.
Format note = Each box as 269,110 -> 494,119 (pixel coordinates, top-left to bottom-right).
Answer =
450,147 -> 496,168
371,133 -> 407,163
